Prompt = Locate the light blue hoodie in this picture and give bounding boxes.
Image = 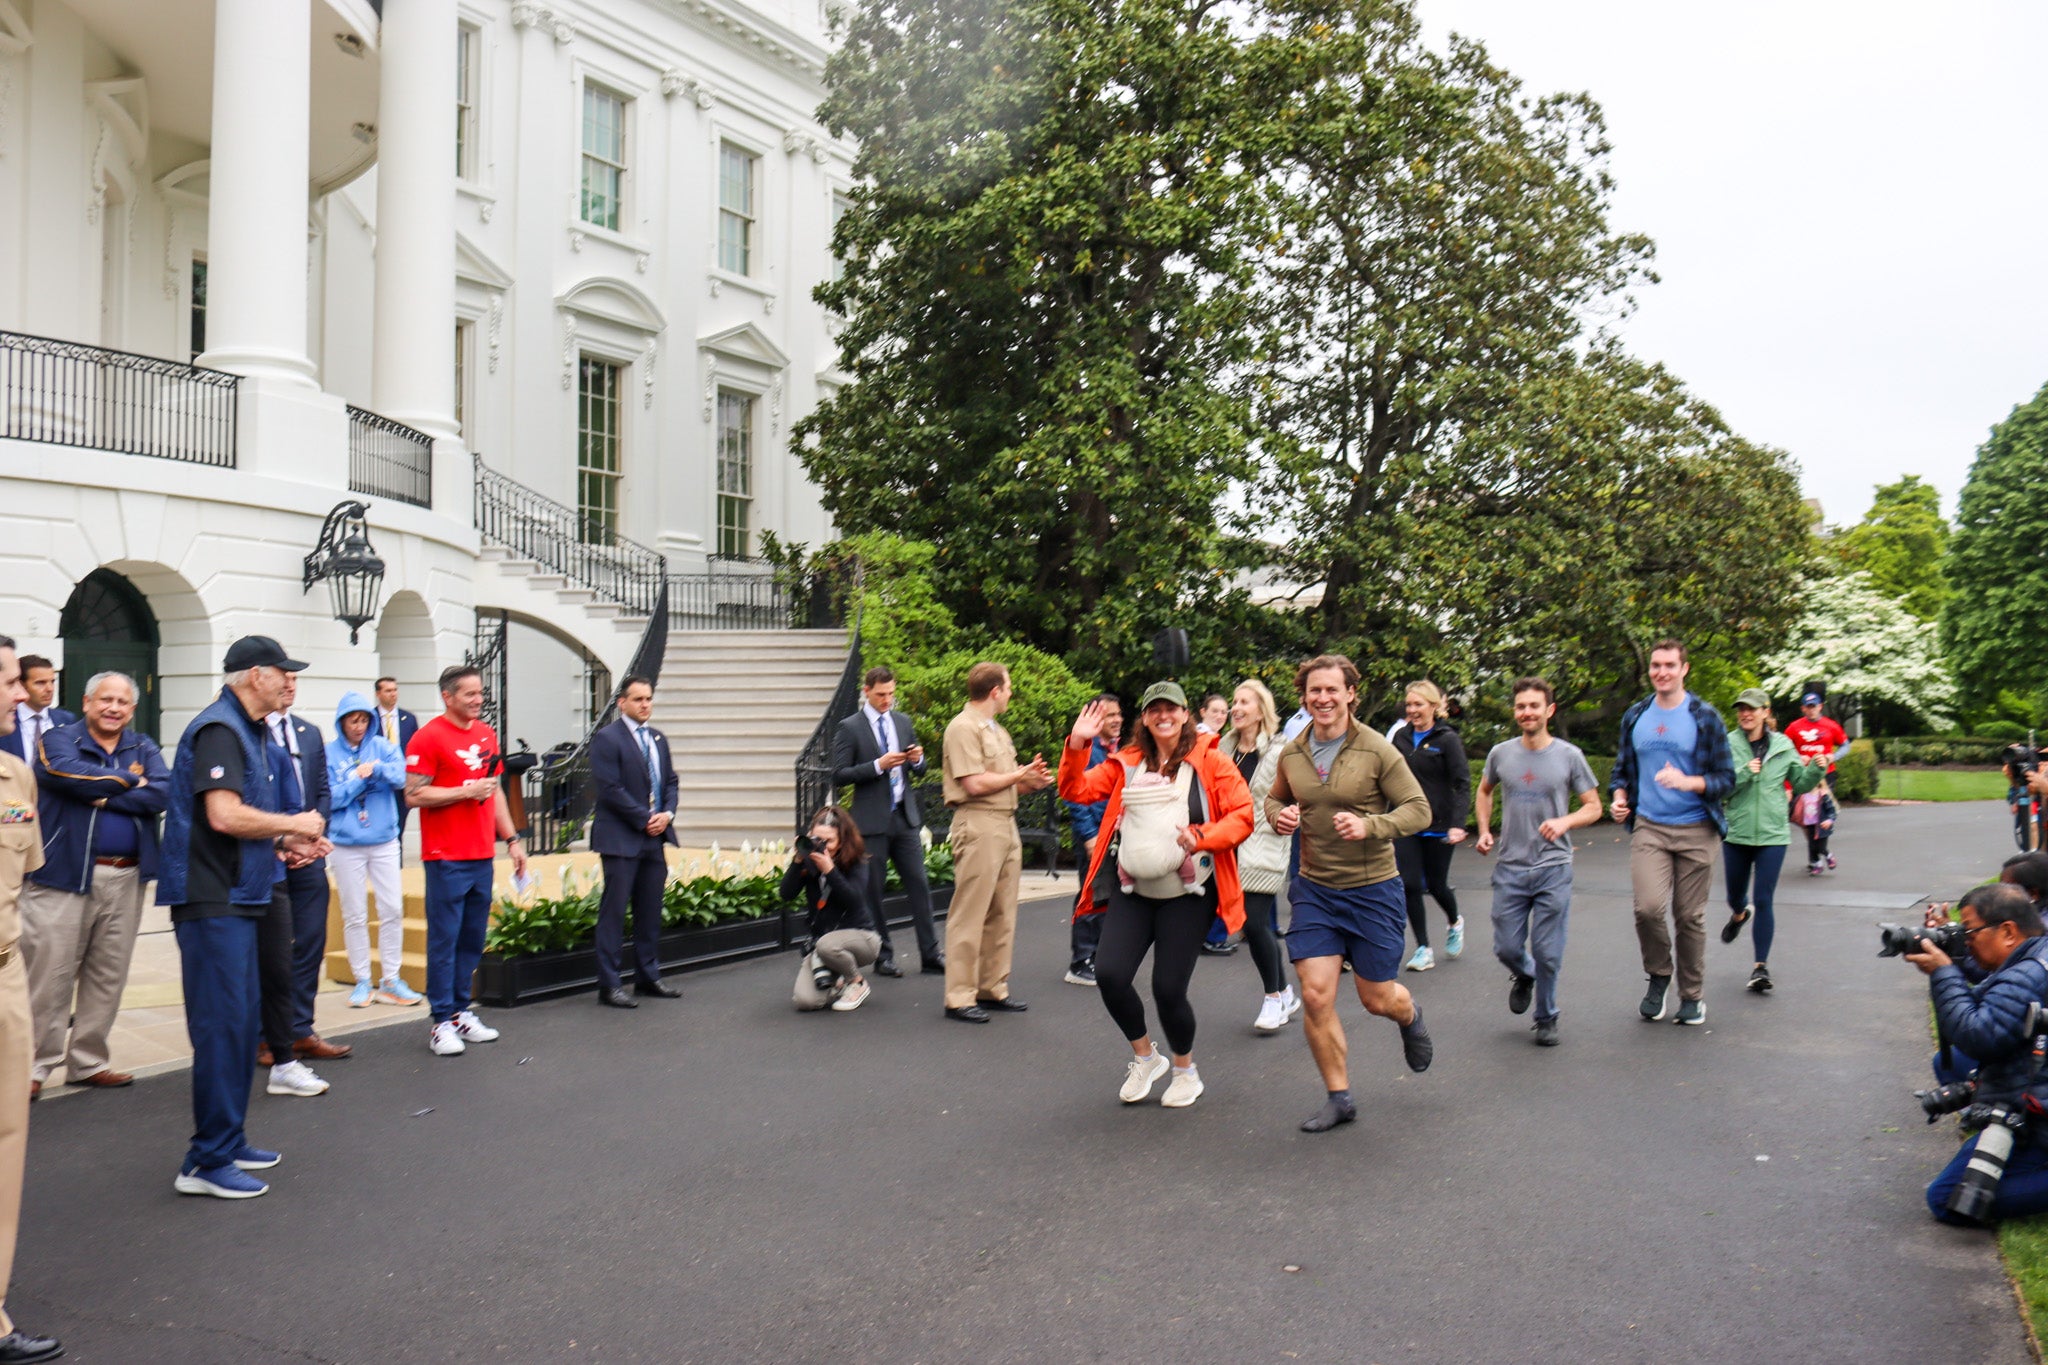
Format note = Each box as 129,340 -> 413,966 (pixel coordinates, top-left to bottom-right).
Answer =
326,690 -> 407,847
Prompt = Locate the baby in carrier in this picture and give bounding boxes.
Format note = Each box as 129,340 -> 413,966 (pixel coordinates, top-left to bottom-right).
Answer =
1117,768 -> 1204,896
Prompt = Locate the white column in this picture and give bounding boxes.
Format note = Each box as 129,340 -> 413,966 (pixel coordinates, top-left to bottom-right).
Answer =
199,0 -> 316,385
372,0 -> 459,444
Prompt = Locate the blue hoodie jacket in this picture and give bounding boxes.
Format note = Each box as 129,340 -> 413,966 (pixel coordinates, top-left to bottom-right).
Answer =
28,722 -> 170,892
325,690 -> 407,847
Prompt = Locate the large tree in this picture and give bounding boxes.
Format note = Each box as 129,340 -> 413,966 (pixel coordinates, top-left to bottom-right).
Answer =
1760,571 -> 1957,732
1942,381 -> 2048,697
801,0 -> 1384,680
1832,474 -> 1950,620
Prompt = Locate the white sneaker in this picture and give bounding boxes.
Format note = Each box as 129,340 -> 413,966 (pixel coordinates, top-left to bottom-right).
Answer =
453,1009 -> 499,1042
1119,1050 -> 1171,1103
831,980 -> 871,1012
1160,1066 -> 1205,1108
266,1060 -> 329,1097
1281,985 -> 1302,1020
1254,995 -> 1289,1032
429,1021 -> 466,1056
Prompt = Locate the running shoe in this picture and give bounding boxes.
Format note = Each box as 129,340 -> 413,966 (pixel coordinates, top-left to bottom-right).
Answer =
1825,854 -> 1838,871
830,980 -> 871,1012
266,1061 -> 328,1097
1119,1051 -> 1170,1104
1399,1004 -> 1433,1072
1640,974 -> 1673,1021
1807,862 -> 1825,877
1405,945 -> 1435,973
1064,960 -> 1098,987
1444,917 -> 1465,958
1254,995 -> 1288,1033
1748,964 -> 1773,993
1720,905 -> 1752,944
1160,1066 -> 1204,1108
1280,985 -> 1302,1020
1508,972 -> 1535,1016
429,1021 -> 466,1056
175,1164 -> 268,1199
376,977 -> 425,1006
453,1009 -> 499,1042
348,979 -> 374,1009
1532,1018 -> 1560,1047
1674,997 -> 1706,1026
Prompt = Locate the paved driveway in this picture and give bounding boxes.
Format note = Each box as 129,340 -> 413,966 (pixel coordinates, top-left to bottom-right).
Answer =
11,802 -> 2034,1362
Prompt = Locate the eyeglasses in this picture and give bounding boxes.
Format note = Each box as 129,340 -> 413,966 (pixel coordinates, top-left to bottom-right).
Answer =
1960,922 -> 1998,939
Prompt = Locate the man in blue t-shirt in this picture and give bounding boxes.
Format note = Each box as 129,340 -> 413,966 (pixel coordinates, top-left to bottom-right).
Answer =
1609,639 -> 1736,1027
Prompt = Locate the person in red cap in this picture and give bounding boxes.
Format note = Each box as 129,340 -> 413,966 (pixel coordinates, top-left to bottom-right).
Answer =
1783,692 -> 1849,874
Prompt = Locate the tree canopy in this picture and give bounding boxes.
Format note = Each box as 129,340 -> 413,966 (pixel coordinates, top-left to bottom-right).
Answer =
1942,382 -> 2048,699
1761,572 -> 1957,732
1832,475 -> 1950,621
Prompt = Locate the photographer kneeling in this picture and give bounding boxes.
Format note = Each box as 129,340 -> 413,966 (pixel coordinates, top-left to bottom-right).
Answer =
1903,883 -> 2048,1224
783,806 -> 880,1013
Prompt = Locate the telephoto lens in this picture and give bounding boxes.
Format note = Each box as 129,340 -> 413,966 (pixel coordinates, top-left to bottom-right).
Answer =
1947,1104 -> 2022,1222
812,963 -> 837,994
1878,922 -> 1967,958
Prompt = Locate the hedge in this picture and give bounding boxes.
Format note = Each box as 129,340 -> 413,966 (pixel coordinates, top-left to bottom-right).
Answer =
1875,735 -> 2017,767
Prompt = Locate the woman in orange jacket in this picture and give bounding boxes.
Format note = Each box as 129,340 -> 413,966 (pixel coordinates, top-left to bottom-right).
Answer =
1059,681 -> 1253,1109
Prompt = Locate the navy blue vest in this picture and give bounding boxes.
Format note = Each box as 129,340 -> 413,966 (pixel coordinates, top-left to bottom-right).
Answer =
156,687 -> 280,907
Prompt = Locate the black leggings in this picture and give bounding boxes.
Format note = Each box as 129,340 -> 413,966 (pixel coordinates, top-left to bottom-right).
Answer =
1394,836 -> 1459,948
1241,892 -> 1285,994
1095,887 -> 1213,1057
1801,823 -> 1830,863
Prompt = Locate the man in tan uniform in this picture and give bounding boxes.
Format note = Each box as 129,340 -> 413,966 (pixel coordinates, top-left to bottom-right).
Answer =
0,637 -> 65,1363
940,662 -> 1051,1023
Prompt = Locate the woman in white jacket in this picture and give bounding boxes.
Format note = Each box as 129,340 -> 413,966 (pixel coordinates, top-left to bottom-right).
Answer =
1219,679 -> 1299,1032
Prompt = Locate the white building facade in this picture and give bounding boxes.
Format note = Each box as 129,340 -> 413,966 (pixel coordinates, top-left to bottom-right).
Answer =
0,0 -> 851,752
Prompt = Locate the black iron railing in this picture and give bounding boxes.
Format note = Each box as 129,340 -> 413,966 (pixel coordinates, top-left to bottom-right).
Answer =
347,405 -> 432,508
1,329 -> 238,466
520,581 -> 670,854
472,452 -> 667,615
793,615 -> 863,839
472,610 -> 509,736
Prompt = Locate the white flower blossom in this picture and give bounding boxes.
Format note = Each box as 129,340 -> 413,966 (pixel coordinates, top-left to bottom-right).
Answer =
1758,572 -> 1958,731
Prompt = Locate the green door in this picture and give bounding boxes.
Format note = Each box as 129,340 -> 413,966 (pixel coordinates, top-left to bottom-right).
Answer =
59,570 -> 161,742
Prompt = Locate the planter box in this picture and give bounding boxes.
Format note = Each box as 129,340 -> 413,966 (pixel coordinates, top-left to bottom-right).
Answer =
475,883 -> 955,1007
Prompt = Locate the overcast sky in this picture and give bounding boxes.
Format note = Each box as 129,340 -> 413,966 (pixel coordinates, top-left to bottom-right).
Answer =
1414,0 -> 2048,525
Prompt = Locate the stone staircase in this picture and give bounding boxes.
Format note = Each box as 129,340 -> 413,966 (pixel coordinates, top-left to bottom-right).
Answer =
472,544 -> 650,678
650,629 -> 852,848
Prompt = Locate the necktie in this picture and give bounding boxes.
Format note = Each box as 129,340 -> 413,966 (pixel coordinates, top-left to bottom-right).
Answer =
28,712 -> 41,760
384,712 -> 397,744
636,725 -> 660,808
877,714 -> 903,807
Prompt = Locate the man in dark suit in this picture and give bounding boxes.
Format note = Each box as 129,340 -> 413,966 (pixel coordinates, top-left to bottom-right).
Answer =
1,656 -> 75,764
374,677 -> 420,855
265,673 -> 351,1081
831,666 -> 941,977
589,675 -> 680,1008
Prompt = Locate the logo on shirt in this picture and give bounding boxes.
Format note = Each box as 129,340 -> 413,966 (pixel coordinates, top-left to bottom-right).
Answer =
209,766 -> 225,780
1521,770 -> 1537,785
1654,723 -> 1669,737
408,754 -> 425,768
129,761 -> 145,776
456,743 -> 487,773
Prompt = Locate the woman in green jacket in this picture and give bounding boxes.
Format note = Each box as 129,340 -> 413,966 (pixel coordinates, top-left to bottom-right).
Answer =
1719,687 -> 1825,993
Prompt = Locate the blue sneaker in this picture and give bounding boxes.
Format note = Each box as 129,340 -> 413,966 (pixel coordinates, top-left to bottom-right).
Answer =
348,980 -> 374,1008
1404,945 -> 1435,972
231,1145 -> 281,1171
175,1164 -> 269,1198
375,977 -> 425,1007
1444,918 -> 1465,958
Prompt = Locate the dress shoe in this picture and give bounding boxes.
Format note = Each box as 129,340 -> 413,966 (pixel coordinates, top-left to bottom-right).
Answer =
599,987 -> 637,1009
875,959 -> 903,978
255,1044 -> 274,1068
293,1034 -> 352,1061
920,958 -> 947,975
944,1005 -> 990,1024
635,979 -> 682,998
976,996 -> 1028,1012
73,1069 -> 134,1088
0,1327 -> 62,1363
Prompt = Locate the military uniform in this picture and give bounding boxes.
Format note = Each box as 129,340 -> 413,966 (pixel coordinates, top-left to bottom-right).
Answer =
941,709 -> 1024,1009
0,751 -> 44,1335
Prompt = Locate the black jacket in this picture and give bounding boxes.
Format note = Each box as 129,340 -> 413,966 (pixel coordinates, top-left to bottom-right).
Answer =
1389,723 -> 1471,834
780,857 -> 873,940
588,719 -> 680,856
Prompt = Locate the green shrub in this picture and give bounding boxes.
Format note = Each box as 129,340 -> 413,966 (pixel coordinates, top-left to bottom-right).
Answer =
1980,720 -> 2029,741
1835,738 -> 1878,803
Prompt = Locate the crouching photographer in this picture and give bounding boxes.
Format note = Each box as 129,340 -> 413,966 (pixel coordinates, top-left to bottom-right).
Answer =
1895,883 -> 2048,1225
782,806 -> 880,1014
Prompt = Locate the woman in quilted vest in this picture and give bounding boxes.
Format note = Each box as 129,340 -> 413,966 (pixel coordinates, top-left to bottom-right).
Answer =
1219,679 -> 1299,1033
1059,682 -> 1252,1110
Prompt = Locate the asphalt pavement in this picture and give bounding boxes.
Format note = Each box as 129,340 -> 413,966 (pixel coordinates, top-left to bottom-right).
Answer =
10,801 -> 2036,1363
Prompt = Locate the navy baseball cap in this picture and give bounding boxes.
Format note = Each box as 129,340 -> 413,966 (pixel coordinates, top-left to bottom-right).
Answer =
223,635 -> 308,673
1800,691 -> 1823,706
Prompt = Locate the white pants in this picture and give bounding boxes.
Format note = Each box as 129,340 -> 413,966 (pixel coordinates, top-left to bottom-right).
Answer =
330,841 -> 404,983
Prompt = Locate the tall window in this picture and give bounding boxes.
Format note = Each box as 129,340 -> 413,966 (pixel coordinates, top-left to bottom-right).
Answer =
188,257 -> 207,361
718,143 -> 756,275
715,389 -> 754,558
453,321 -> 470,442
577,357 -> 622,542
581,86 -> 626,231
456,24 -> 479,180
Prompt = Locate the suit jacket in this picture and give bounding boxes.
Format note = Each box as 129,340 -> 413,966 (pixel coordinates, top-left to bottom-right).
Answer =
589,718 -> 679,857
380,709 -> 420,831
832,708 -> 926,832
2,706 -> 77,763
272,711 -> 331,872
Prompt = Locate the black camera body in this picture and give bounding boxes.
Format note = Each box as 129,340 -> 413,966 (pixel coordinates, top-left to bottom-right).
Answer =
1878,922 -> 1968,958
2006,743 -> 2041,781
1915,1079 -> 1978,1122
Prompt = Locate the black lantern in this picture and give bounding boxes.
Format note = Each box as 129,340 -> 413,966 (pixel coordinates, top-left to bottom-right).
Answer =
303,501 -> 386,645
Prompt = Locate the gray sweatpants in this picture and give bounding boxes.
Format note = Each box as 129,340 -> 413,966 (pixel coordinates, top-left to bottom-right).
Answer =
791,929 -> 881,1011
1491,861 -> 1572,1024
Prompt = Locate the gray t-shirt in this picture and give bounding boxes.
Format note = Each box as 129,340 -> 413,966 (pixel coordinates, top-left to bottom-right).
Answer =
1307,733 -> 1344,784
1483,737 -> 1599,870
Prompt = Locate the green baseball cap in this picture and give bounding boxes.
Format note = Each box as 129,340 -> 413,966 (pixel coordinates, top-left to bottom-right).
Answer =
1136,680 -> 1188,711
1734,687 -> 1772,709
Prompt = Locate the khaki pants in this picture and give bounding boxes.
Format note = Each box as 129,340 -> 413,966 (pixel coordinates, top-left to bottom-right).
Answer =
944,809 -> 1022,1009
20,867 -> 143,1083
1629,819 -> 1718,1001
791,930 -> 882,1010
0,950 -> 28,1334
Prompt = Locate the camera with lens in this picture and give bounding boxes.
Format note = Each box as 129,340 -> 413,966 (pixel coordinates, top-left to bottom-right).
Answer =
1914,1079 -> 1978,1121
811,961 -> 838,994
1947,1102 -> 2030,1222
2006,743 -> 2041,781
1878,921 -> 1967,958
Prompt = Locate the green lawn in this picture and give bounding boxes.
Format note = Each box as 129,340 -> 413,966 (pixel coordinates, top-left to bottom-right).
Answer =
2003,1221 -> 2048,1348
1876,768 -> 2010,802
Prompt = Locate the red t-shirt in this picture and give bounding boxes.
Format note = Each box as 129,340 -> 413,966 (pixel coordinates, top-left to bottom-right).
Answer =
406,715 -> 501,862
1784,715 -> 1848,772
